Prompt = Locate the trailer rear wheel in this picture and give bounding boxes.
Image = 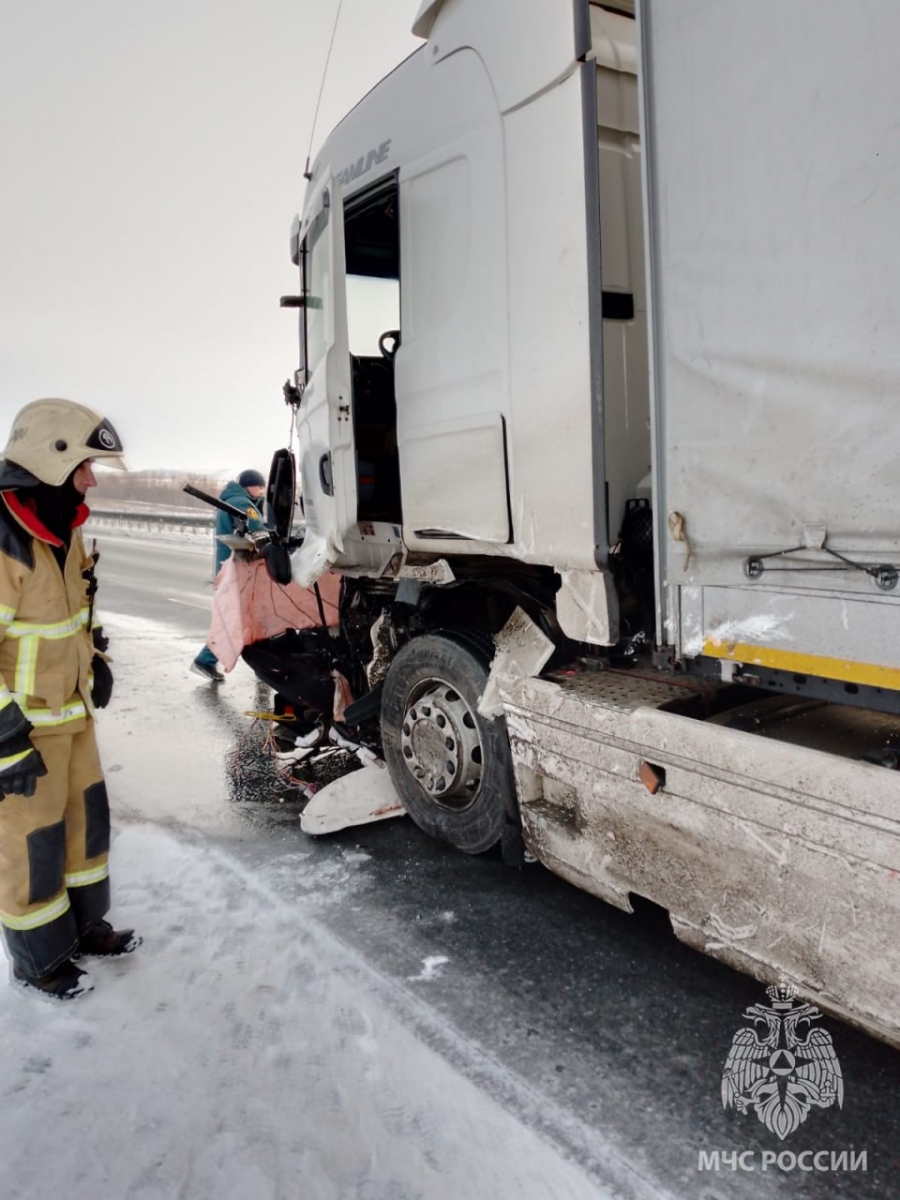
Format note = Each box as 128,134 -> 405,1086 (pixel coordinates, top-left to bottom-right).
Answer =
381,633 -> 516,854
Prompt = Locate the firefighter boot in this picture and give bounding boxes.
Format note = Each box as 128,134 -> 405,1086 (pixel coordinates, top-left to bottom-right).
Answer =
14,959 -> 93,1000
76,919 -> 142,958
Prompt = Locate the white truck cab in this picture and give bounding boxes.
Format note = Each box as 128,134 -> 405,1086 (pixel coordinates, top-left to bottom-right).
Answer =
287,2 -> 645,647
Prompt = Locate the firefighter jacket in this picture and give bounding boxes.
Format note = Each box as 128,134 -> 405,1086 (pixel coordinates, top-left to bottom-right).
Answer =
0,490 -> 96,739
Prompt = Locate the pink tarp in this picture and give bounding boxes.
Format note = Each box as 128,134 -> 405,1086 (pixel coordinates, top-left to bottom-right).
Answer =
207,557 -> 341,672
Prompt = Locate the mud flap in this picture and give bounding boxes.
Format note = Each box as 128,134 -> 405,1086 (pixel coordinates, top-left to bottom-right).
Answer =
299,765 -> 404,835
478,607 -> 554,719
480,608 -> 555,866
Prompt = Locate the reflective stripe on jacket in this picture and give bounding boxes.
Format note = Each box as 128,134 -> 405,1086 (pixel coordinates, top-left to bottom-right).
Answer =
0,492 -> 94,731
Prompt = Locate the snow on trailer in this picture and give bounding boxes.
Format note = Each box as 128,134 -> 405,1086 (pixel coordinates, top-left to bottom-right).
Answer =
244,0 -> 900,1051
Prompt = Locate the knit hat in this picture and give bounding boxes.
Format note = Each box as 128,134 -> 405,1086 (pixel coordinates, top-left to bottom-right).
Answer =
238,469 -> 265,489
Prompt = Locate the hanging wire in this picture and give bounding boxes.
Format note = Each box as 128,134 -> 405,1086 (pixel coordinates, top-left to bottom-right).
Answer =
304,0 -> 345,180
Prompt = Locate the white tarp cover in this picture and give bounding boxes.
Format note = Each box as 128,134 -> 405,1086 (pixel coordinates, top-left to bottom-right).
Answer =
642,1 -> 900,566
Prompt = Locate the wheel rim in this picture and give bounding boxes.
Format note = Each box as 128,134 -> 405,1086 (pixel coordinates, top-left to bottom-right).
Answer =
399,678 -> 484,811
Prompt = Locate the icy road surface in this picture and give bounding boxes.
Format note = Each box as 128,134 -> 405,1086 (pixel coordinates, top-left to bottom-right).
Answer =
0,824 -> 602,1200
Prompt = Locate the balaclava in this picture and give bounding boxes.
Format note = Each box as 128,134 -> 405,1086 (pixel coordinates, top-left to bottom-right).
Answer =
29,470 -> 86,546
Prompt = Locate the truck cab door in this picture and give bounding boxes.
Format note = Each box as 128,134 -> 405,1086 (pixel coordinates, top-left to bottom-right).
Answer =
290,172 -> 356,587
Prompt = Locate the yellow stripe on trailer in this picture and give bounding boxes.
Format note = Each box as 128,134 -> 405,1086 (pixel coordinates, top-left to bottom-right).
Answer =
703,639 -> 900,691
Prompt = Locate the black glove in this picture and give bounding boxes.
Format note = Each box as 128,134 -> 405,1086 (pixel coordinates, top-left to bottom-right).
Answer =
0,730 -> 47,800
90,626 -> 114,708
91,655 -> 114,708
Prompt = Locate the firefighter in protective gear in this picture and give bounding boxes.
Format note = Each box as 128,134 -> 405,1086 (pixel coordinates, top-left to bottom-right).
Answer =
0,398 -> 140,1000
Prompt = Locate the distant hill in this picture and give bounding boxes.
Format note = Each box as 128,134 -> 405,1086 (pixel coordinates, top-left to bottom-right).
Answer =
92,467 -> 230,513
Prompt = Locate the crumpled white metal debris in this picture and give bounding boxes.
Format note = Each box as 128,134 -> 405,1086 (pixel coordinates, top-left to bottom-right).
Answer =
300,764 -> 404,835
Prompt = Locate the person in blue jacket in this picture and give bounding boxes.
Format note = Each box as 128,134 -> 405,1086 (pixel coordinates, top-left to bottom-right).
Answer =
191,469 -> 267,682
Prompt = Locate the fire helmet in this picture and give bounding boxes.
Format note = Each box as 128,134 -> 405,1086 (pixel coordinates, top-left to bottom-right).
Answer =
3,398 -> 126,487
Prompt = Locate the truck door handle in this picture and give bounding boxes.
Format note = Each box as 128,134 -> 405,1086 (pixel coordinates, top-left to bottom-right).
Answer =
319,453 -> 334,496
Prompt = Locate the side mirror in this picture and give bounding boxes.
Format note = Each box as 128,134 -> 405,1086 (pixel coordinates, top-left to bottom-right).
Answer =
266,448 -> 296,542
262,541 -> 293,585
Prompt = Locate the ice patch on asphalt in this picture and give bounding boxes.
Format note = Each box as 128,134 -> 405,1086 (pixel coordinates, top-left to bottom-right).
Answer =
343,850 -> 372,864
0,824 -> 605,1200
409,955 -> 450,982
262,852 -> 366,909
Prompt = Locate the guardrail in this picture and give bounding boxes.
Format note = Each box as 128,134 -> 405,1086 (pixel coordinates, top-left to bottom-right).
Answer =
86,508 -> 214,532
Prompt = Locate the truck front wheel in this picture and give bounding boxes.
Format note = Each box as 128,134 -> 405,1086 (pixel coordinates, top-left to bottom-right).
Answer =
381,633 -> 516,854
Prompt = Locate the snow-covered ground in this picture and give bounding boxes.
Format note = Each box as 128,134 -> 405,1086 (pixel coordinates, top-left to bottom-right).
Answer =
0,822 -> 608,1200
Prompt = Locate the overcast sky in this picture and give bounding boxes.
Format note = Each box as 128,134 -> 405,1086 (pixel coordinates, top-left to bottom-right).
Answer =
0,1 -> 420,474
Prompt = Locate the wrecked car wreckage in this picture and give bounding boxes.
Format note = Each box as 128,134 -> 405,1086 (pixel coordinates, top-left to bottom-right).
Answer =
188,473 -> 582,858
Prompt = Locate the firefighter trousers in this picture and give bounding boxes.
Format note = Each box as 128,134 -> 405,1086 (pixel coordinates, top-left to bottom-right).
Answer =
0,719 -> 110,978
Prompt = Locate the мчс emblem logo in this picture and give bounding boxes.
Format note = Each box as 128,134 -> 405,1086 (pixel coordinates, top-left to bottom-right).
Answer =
722,983 -> 843,1140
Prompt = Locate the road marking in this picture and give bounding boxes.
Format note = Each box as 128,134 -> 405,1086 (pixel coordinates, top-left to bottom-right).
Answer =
167,597 -> 210,609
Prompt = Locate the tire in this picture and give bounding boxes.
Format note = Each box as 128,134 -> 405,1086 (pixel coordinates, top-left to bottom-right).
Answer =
381,633 -> 517,854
